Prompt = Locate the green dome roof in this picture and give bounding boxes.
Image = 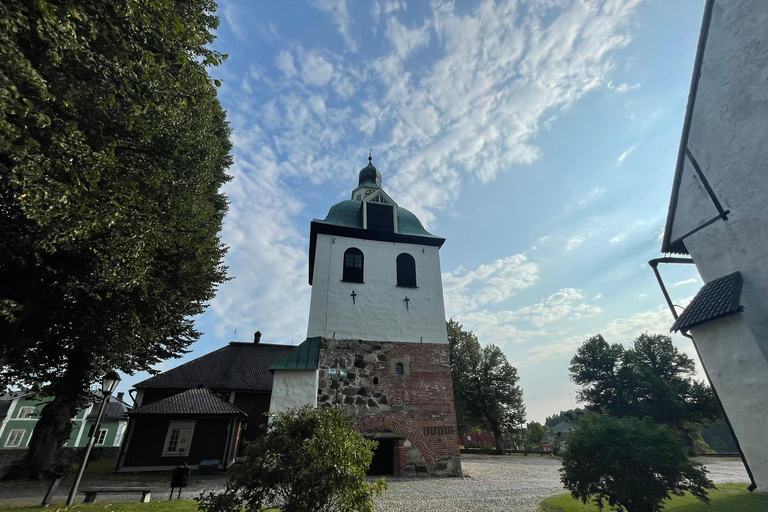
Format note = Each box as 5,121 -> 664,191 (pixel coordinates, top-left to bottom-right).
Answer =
315,200 -> 440,239
358,163 -> 382,188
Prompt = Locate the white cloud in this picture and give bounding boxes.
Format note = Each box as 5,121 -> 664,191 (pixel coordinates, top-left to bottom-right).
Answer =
636,293 -> 647,299
312,0 -> 358,52
276,51 -> 298,78
609,232 -> 627,244
222,1 -> 248,43
539,235 -> 551,242
617,142 -> 641,164
675,278 -> 699,287
498,288 -> 601,327
299,51 -> 335,87
607,81 -> 641,93
385,17 -> 430,59
443,254 -> 539,315
577,187 -> 606,206
592,293 -> 604,300
566,233 -> 591,250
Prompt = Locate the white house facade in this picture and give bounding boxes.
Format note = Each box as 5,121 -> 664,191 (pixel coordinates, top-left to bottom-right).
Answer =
656,0 -> 768,492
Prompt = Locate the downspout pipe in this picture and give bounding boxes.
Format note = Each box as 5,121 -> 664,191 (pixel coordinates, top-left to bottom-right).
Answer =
649,258 -> 757,491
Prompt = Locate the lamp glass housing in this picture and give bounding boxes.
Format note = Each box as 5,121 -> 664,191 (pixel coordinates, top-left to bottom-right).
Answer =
101,371 -> 121,395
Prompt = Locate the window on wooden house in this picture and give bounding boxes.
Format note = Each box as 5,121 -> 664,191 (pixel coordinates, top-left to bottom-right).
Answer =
396,253 -> 417,287
5,429 -> 24,447
95,429 -> 108,446
343,248 -> 364,283
163,421 -> 195,457
17,406 -> 35,419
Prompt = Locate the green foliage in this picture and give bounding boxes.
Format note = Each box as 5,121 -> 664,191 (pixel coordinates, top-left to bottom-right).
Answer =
526,421 -> 547,451
196,406 -> 387,512
0,0 -> 231,476
540,483 -> 766,512
447,320 -> 525,454
545,408 -> 584,428
560,413 -> 714,512
569,334 -> 720,447
700,419 -> 739,454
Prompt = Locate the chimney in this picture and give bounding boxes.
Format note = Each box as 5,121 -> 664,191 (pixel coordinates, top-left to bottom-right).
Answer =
254,331 -> 262,344
116,392 -> 125,402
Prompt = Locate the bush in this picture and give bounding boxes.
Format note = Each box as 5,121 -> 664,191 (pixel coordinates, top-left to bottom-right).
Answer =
197,406 -> 386,512
560,413 -> 714,512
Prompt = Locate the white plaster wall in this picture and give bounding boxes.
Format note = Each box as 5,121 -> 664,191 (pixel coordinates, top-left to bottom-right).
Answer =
307,234 -> 449,344
691,316 -> 768,490
268,370 -> 319,415
672,0 -> 768,492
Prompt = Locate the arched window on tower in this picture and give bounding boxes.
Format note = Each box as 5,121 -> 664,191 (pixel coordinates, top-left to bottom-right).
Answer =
343,248 -> 364,283
395,363 -> 404,375
396,253 -> 417,287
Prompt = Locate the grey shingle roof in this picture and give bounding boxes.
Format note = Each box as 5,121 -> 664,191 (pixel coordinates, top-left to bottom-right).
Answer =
87,394 -> 130,420
135,342 -> 294,391
671,271 -> 743,333
130,389 -> 246,416
269,337 -> 320,371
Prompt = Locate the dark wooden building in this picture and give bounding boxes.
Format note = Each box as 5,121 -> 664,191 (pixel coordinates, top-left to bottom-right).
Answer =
116,340 -> 293,471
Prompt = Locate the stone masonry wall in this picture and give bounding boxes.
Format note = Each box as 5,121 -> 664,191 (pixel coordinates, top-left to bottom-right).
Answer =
317,338 -> 461,476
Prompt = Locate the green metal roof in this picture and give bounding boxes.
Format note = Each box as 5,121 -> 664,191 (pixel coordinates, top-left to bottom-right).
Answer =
269,337 -> 320,371
314,200 -> 441,239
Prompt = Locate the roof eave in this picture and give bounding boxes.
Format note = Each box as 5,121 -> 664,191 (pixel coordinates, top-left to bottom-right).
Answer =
661,0 -> 714,256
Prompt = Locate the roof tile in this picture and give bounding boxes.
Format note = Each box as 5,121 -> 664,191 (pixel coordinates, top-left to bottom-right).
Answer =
671,271 -> 743,332
130,388 -> 246,416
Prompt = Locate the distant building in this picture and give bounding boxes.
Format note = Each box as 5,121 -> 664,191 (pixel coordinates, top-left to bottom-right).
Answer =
654,0 -> 768,492
540,421 -> 573,453
0,391 -> 129,450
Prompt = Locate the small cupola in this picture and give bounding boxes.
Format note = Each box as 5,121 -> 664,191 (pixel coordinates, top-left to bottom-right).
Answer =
352,151 -> 383,201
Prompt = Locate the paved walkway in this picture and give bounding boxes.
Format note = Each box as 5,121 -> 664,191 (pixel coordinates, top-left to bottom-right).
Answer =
0,455 -> 751,510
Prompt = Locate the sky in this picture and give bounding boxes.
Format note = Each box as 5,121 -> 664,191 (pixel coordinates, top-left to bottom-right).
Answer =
120,0 -> 710,423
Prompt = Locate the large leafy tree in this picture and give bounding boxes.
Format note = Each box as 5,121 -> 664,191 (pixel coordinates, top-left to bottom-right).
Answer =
561,413 -> 713,512
447,320 -> 525,454
197,406 -> 387,512
0,0 -> 231,476
569,334 -> 720,452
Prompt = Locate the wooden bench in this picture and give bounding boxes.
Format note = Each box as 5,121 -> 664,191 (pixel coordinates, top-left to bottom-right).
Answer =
81,487 -> 152,503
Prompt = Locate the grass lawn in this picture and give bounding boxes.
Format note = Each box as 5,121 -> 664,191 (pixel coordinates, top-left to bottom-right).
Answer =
539,483 -> 768,511
0,502 -> 198,512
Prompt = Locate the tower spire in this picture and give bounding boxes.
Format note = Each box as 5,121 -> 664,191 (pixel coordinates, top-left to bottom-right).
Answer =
368,148 -> 372,165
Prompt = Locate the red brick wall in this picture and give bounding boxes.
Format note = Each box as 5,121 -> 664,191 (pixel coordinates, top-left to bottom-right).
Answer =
318,339 -> 461,476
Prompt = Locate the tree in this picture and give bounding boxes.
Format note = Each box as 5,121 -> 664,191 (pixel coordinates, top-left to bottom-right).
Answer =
447,320 -> 525,454
197,406 -> 387,512
525,421 -> 546,451
447,319 -> 482,436
569,333 -> 720,451
561,413 -> 714,512
545,408 -> 584,428
1,0 -> 231,476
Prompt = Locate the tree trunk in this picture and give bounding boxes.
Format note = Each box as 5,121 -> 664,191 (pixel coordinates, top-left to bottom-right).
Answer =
492,424 -> 506,455
22,396 -> 78,479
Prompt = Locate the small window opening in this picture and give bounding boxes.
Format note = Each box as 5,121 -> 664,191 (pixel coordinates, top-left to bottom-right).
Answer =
343,248 -> 364,282
395,363 -> 404,375
373,377 -> 379,385
396,253 -> 417,287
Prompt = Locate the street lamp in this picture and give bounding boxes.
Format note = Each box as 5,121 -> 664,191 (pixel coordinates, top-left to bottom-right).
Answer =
329,363 -> 347,408
66,371 -> 121,505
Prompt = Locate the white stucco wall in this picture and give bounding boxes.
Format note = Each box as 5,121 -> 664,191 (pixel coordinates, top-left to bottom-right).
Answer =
670,0 -> 768,492
307,234 -> 448,344
268,370 -> 319,415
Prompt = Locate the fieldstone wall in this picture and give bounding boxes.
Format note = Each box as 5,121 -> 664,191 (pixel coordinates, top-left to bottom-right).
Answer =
317,338 -> 461,476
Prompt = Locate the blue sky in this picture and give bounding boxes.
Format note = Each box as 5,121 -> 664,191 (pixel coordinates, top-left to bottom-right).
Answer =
122,0 -> 708,423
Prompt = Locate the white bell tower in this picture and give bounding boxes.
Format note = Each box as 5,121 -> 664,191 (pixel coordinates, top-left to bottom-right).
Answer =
306,157 -> 448,344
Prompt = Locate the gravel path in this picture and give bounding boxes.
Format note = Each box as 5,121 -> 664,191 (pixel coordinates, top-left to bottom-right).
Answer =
0,455 -> 751,510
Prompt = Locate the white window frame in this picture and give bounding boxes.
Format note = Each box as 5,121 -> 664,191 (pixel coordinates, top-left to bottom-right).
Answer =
5,429 -> 25,448
17,406 -> 35,419
162,421 -> 196,457
95,429 -> 108,446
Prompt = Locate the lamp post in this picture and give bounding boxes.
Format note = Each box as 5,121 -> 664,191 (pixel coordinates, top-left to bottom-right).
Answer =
66,371 -> 121,506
